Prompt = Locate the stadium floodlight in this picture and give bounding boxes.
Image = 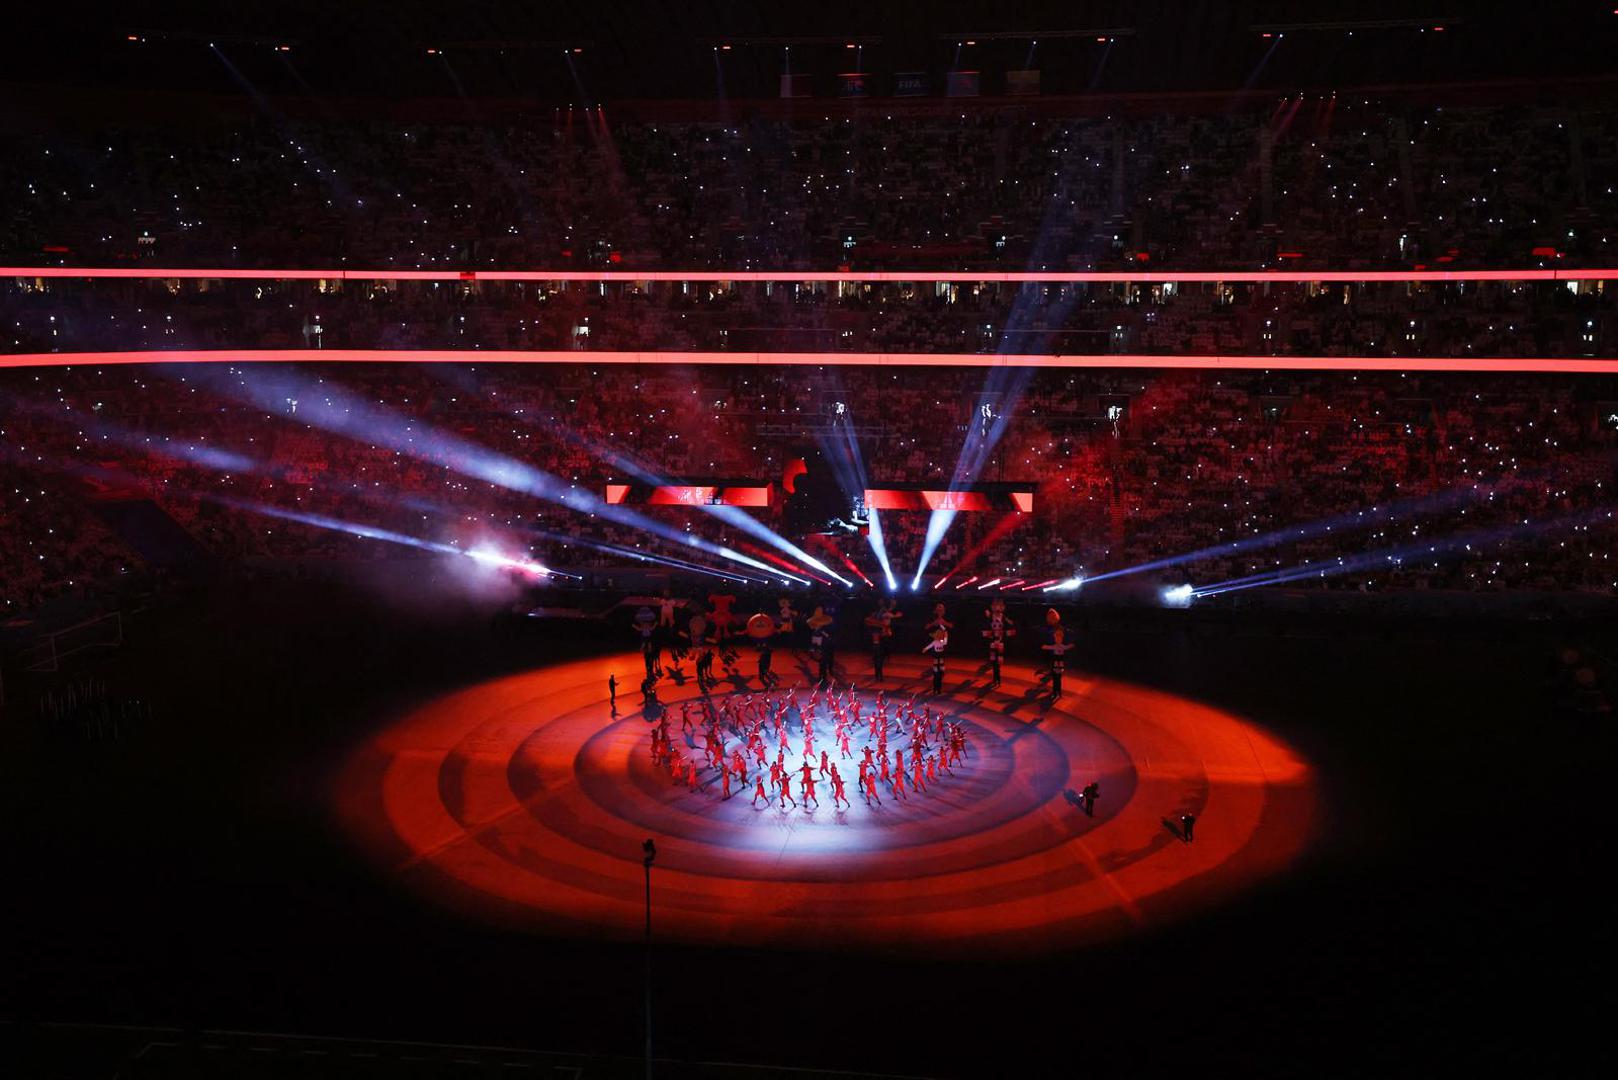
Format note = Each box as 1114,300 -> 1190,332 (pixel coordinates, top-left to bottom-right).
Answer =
173,364 -> 808,584
209,497 -> 550,577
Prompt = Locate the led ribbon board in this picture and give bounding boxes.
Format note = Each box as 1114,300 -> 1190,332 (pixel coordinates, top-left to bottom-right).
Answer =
604,483 -> 772,507
864,487 -> 1035,512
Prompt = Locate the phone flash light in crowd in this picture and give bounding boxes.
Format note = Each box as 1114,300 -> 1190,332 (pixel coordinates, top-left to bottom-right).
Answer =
1161,584 -> 1195,608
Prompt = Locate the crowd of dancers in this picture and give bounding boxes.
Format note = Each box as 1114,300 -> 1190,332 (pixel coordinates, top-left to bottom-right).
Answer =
646,683 -> 971,811
630,592 -> 1079,702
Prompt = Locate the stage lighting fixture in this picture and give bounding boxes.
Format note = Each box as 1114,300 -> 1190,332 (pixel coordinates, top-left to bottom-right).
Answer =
467,545 -> 552,578
1044,575 -> 1085,593
1161,584 -> 1195,608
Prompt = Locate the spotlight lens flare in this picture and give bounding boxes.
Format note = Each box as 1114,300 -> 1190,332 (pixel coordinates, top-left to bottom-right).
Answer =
467,546 -> 550,578
1161,584 -> 1195,608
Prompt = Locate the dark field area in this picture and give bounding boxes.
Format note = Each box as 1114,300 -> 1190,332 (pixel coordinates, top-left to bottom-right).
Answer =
3,579 -> 1611,1077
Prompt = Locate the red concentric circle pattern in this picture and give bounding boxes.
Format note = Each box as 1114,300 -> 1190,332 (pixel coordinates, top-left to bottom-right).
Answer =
336,652 -> 1317,954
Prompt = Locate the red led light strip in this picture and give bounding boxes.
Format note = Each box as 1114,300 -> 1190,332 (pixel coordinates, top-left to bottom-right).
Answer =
863,489 -> 1034,512
604,484 -> 771,507
1,266 -> 1613,284
0,349 -> 1613,374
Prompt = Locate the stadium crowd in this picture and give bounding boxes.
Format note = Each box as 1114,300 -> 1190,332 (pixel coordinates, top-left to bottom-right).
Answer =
3,275 -> 1612,359
4,362 -> 1615,618
1,96 -> 1615,273
4,91 -> 1617,620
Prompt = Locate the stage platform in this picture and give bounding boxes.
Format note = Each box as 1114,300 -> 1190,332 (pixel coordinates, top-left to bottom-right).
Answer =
337,650 -> 1317,953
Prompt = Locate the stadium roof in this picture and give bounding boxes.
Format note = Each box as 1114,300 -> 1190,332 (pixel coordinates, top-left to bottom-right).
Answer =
7,1 -> 1618,102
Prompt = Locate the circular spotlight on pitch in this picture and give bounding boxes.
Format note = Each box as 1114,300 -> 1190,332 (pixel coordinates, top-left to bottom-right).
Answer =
336,652 -> 1316,955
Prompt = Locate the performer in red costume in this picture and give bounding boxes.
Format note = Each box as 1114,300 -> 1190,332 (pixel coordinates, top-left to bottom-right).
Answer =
829,765 -> 850,809
798,760 -> 820,808
707,591 -> 738,640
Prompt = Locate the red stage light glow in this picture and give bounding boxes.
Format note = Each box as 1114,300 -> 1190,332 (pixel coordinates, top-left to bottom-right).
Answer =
335,653 -> 1317,952
825,545 -> 875,588
935,511 -> 1033,586
735,541 -> 831,586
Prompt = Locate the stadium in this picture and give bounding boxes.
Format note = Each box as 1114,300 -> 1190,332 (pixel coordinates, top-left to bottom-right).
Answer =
2,3 -> 1614,1077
